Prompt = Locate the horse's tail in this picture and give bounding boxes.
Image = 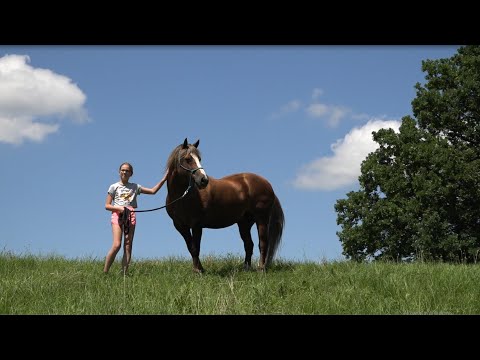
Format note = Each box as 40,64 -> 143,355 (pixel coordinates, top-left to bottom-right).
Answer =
266,195 -> 285,267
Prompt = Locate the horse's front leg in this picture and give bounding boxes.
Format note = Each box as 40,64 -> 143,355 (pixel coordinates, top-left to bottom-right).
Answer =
191,226 -> 204,273
174,222 -> 203,273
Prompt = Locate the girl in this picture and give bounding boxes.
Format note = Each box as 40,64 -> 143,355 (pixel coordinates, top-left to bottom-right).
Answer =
104,162 -> 168,275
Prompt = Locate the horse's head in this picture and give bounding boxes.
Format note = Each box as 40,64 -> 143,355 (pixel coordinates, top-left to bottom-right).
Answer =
177,138 -> 209,189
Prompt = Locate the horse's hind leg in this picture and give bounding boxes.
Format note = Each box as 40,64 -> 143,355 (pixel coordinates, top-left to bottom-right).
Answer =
238,217 -> 255,270
256,221 -> 268,271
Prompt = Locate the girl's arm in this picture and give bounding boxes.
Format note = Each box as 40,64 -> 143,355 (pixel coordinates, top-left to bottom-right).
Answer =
141,170 -> 169,195
105,193 -> 124,212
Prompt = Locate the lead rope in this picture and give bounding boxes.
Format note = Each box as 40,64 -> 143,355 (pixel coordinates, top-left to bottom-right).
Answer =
120,153 -> 201,233
119,175 -> 193,235
132,153 -> 201,214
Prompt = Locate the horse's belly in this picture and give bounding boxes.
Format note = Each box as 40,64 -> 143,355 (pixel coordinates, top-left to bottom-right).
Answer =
202,220 -> 237,229
201,210 -> 242,229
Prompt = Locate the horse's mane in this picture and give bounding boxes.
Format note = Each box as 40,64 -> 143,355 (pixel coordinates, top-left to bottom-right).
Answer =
165,143 -> 202,173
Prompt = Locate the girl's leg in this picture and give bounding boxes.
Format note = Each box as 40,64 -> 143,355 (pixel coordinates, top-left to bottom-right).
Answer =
122,226 -> 135,275
104,224 -> 123,273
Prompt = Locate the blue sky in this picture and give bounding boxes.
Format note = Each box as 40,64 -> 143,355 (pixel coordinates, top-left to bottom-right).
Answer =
0,46 -> 459,264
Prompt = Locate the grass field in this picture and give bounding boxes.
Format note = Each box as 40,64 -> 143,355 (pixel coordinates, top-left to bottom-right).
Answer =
1,252 -> 479,314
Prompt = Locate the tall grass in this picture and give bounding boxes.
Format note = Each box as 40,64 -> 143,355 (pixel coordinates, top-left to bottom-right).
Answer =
1,251 -> 480,314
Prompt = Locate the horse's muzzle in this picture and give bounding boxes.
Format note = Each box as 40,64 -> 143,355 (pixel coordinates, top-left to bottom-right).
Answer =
197,175 -> 209,189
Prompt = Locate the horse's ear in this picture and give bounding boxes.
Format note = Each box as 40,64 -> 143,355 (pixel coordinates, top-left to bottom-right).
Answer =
183,138 -> 188,149
193,139 -> 200,148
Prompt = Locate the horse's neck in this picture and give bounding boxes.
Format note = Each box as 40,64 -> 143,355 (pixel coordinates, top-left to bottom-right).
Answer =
168,172 -> 192,197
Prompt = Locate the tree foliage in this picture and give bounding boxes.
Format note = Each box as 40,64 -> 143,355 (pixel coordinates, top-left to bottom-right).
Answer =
335,46 -> 480,263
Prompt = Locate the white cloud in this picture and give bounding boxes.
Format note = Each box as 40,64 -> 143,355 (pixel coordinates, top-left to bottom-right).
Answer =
306,103 -> 350,127
0,54 -> 89,145
306,103 -> 328,117
270,99 -> 302,119
272,88 -> 352,127
0,116 -> 59,145
293,119 -> 401,191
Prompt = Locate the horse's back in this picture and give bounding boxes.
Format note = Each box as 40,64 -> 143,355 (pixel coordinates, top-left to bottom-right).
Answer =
216,172 -> 274,197
220,172 -> 273,188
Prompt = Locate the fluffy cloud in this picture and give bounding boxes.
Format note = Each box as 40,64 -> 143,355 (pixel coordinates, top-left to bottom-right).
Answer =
293,119 -> 401,191
0,54 -> 89,145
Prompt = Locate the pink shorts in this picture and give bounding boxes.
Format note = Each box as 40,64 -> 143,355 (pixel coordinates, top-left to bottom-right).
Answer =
111,206 -> 136,226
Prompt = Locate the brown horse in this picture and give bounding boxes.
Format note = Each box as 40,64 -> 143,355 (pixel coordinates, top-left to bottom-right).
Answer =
165,138 -> 285,273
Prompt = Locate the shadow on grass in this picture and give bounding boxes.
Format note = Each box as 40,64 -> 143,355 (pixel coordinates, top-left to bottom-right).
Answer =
200,258 -> 297,277
121,256 -> 299,278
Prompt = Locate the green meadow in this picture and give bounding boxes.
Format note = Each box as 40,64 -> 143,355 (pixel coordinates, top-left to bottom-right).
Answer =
1,252 -> 479,315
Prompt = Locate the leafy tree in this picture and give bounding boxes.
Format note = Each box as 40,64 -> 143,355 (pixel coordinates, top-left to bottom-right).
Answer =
335,45 -> 480,263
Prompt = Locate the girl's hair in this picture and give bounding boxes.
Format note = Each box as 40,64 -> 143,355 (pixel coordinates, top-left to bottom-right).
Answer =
119,162 -> 134,176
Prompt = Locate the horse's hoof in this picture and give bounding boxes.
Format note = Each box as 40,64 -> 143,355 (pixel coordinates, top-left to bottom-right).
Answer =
193,268 -> 204,274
